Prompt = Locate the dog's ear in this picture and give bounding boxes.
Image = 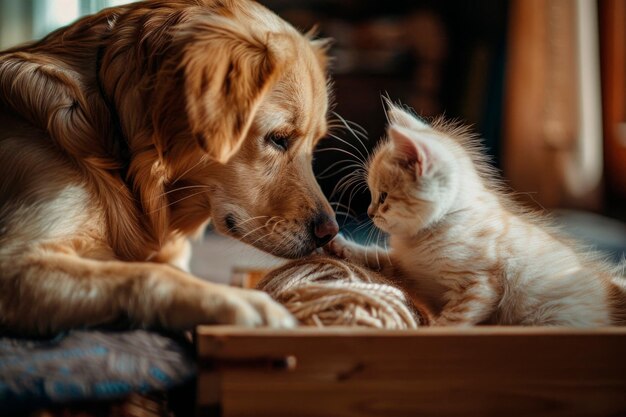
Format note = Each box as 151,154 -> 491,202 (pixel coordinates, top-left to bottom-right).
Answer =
306,26 -> 332,73
179,19 -> 292,164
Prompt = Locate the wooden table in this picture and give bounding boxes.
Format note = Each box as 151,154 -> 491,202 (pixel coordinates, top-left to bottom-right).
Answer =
196,326 -> 626,417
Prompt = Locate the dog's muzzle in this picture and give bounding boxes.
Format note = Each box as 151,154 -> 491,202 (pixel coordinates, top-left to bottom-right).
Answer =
310,212 -> 339,248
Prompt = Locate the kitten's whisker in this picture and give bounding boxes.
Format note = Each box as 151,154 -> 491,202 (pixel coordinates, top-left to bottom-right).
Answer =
352,183 -> 369,196
318,163 -> 366,180
327,116 -> 369,140
342,229 -> 355,241
353,219 -> 373,233
364,224 -> 380,270
336,179 -> 364,228
331,112 -> 370,152
316,160 -> 359,178
380,229 -> 393,267
363,220 -> 376,246
332,176 -> 365,199
315,147 -> 367,164
327,133 -> 367,165
345,120 -> 369,139
333,168 -> 366,193
336,183 -> 369,218
374,228 -> 381,270
330,170 -> 364,199
330,202 -> 358,218
335,177 -> 369,229
333,211 -> 357,221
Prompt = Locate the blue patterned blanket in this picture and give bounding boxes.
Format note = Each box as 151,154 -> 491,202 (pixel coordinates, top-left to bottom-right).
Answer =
0,330 -> 196,414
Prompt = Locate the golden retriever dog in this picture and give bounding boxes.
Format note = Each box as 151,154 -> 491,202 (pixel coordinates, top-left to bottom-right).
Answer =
0,0 -> 338,335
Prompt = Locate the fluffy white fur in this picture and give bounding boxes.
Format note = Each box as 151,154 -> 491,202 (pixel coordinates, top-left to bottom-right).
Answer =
328,103 -> 626,327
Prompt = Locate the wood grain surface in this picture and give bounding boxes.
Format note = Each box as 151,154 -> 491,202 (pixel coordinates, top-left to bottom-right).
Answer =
196,326 -> 626,417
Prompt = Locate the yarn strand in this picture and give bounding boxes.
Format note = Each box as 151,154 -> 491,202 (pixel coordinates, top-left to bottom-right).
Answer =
257,256 -> 423,329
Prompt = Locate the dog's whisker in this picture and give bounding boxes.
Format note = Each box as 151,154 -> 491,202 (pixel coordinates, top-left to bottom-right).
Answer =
248,218 -> 286,248
238,216 -> 284,241
154,184 -> 212,199
272,230 -> 301,257
148,190 -> 209,213
235,215 -> 271,228
238,222 -> 272,241
170,155 -> 209,185
248,229 -> 278,248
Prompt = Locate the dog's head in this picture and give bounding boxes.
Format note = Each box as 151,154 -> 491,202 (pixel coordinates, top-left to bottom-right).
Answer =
130,0 -> 338,258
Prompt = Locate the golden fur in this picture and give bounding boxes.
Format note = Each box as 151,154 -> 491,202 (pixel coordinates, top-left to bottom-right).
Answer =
0,0 -> 338,335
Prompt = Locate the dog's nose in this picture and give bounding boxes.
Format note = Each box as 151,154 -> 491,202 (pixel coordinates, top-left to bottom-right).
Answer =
311,213 -> 339,247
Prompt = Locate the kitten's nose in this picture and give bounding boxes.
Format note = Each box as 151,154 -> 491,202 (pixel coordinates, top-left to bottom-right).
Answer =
367,206 -> 375,219
311,213 -> 339,247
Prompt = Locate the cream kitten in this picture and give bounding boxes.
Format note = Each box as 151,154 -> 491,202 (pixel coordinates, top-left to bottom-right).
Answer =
327,103 -> 626,326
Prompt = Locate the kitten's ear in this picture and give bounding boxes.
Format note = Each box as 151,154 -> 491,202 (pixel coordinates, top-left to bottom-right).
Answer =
386,105 -> 430,131
389,125 -> 431,176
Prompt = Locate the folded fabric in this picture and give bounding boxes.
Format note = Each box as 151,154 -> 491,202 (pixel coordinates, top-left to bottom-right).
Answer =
0,330 -> 196,414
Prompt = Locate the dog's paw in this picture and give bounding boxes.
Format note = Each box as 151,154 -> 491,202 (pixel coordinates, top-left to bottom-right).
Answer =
211,287 -> 297,328
323,234 -> 353,259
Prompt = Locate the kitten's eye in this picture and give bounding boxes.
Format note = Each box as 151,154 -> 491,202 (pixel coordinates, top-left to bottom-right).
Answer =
379,192 -> 388,204
266,132 -> 290,152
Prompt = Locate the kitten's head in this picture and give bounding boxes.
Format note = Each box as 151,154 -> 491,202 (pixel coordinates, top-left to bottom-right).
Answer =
366,105 -> 465,237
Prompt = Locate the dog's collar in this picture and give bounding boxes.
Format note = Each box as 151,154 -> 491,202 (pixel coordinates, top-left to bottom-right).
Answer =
95,43 -> 131,181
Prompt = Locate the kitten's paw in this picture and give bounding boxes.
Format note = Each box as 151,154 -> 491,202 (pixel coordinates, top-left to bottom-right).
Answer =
324,234 -> 353,259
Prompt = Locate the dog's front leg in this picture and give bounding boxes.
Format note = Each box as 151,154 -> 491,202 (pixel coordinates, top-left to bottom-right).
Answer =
151,236 -> 193,272
1,251 -> 295,335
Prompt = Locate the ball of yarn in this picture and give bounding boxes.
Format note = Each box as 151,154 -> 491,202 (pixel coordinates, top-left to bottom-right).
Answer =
257,256 -> 426,329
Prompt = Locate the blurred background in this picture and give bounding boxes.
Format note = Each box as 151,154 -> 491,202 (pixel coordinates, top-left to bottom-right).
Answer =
1,0 -> 624,278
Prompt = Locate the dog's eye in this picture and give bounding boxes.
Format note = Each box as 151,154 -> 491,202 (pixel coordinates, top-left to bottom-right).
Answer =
379,192 -> 388,204
266,132 -> 290,152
